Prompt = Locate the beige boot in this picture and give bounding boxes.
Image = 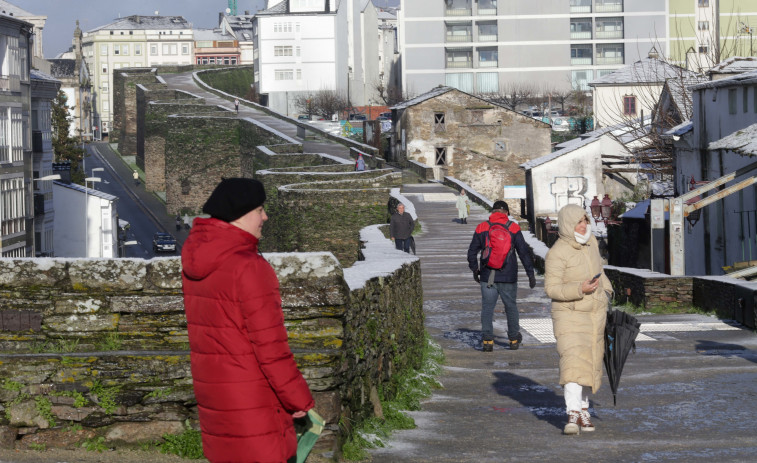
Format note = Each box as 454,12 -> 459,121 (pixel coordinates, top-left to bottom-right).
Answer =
564,410 -> 580,435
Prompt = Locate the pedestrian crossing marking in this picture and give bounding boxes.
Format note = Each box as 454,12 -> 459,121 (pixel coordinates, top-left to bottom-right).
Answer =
514,318 -> 740,344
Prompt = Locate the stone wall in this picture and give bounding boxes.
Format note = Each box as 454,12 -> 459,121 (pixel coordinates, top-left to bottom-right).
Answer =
0,251 -> 424,455
112,68 -> 158,146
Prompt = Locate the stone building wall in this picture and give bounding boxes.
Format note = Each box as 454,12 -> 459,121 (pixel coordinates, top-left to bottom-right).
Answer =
0,251 -> 423,455
400,90 -> 550,211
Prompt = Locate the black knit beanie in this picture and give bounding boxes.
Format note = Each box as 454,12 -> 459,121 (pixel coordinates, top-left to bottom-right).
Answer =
492,200 -> 509,213
202,178 -> 266,222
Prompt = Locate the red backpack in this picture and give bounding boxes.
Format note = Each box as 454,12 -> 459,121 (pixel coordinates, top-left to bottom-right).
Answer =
481,220 -> 514,270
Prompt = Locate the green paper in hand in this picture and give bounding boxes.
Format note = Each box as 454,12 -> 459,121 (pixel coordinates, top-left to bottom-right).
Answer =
296,409 -> 324,463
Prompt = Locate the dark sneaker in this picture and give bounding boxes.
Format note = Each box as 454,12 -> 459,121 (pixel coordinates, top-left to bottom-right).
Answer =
509,332 -> 523,350
579,409 -> 595,432
482,340 -> 494,352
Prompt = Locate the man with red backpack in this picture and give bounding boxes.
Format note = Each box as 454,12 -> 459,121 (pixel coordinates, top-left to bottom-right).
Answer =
467,200 -> 536,352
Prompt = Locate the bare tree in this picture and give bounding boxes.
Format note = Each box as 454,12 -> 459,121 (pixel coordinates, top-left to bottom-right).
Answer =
373,80 -> 405,106
313,89 -> 349,120
481,81 -> 537,112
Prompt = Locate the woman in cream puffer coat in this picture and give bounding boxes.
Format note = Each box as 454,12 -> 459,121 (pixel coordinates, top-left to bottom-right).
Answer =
545,204 -> 612,435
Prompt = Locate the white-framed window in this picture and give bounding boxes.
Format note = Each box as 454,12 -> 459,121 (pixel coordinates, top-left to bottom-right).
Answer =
274,46 -> 293,56
274,22 -> 293,33
114,44 -> 120,55
296,46 -> 301,56
102,64 -> 108,74
102,101 -> 110,112
181,43 -> 190,55
275,69 -> 294,80
121,44 -> 129,55
101,81 -> 109,92
296,69 -> 302,80
135,44 -> 142,55
150,44 -> 158,55
1,177 -> 26,237
162,44 -> 178,55
100,44 -> 108,55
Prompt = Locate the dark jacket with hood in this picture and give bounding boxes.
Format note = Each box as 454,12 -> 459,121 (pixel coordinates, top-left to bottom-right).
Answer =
182,217 -> 314,463
467,211 -> 536,283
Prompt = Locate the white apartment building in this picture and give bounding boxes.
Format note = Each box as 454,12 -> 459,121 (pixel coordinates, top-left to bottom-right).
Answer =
252,0 -> 380,115
82,15 -> 193,139
377,7 -> 401,100
52,182 -> 118,258
399,0 -> 668,97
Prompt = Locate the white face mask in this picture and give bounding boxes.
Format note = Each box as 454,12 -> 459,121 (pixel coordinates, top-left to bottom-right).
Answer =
574,224 -> 592,244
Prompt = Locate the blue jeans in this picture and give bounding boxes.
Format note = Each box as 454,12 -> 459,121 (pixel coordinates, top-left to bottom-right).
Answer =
480,281 -> 519,341
395,238 -> 411,253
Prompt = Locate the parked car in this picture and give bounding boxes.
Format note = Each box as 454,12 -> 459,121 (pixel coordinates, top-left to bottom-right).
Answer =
377,111 -> 392,120
348,113 -> 367,121
297,114 -> 311,121
152,232 -> 177,253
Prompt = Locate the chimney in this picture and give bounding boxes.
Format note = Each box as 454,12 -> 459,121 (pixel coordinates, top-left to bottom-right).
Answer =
245,10 -> 250,15
648,47 -> 659,59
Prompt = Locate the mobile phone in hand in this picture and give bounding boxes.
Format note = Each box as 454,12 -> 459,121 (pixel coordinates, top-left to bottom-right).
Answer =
590,273 -> 601,283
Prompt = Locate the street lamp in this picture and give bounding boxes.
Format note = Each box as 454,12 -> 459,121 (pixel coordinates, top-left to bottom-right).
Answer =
120,240 -> 138,258
84,177 -> 101,257
90,168 -> 104,190
590,196 -> 602,223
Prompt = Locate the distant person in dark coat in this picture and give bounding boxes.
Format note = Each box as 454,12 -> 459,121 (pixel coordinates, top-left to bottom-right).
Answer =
390,202 -> 414,253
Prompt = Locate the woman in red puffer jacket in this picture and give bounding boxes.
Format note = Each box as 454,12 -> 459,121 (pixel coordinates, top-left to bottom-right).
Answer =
182,178 -> 314,463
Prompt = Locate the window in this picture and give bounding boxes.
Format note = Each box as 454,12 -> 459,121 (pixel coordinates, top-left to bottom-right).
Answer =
698,0 -> 709,6
571,18 -> 592,39
101,64 -> 108,74
435,147 -> 447,165
114,44 -> 120,55
296,69 -> 302,80
595,0 -> 623,13
494,140 -> 507,152
150,44 -> 158,55
296,46 -> 301,56
135,44 -> 142,55
102,101 -> 110,112
101,82 -> 108,92
445,47 -> 472,68
478,0 -> 497,15
122,44 -> 129,55
445,0 -> 472,17
477,21 -> 497,41
571,44 -> 593,65
744,87 -> 749,113
623,95 -> 636,115
595,17 -> 623,39
729,88 -> 737,114
182,44 -> 190,55
477,48 -> 498,67
196,41 -> 213,48
162,44 -> 178,55
570,0 -> 591,13
274,46 -> 293,56
596,43 -> 624,65
274,22 -> 293,33
698,21 -> 709,31
275,69 -> 294,80
470,110 -> 484,124
445,72 -> 474,92
100,44 -> 108,55
434,113 -> 445,131
699,45 -> 709,54
477,72 -> 498,93
446,22 -> 472,42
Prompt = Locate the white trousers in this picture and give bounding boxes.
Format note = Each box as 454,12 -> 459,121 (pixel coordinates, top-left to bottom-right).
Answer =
564,382 -> 589,413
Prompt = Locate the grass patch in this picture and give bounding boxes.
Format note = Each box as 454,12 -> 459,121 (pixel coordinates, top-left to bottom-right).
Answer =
30,338 -> 80,354
28,443 -> 46,451
90,381 -> 120,415
95,332 -> 122,351
158,420 -> 204,459
614,300 -> 711,316
2,379 -> 23,392
82,436 -> 108,452
342,335 -> 444,460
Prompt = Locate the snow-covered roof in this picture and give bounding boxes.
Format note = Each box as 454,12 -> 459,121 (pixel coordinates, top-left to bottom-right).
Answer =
589,57 -> 698,86
390,86 -> 454,110
87,15 -> 191,33
665,120 -> 693,137
709,123 -> 757,156
54,181 -> 118,201
521,117 -> 651,170
30,69 -> 59,83
690,69 -> 757,90
709,56 -> 757,75
0,0 -> 35,18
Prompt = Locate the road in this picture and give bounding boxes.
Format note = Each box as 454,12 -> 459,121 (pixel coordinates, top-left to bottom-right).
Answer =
82,142 -> 183,259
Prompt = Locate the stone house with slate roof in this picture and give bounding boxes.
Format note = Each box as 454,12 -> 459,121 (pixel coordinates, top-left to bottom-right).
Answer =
391,86 -> 550,210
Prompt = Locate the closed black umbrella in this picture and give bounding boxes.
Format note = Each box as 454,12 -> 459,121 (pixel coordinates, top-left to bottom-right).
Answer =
604,308 -> 641,405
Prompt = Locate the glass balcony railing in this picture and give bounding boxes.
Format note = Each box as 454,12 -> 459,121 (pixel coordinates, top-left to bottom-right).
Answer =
446,8 -> 472,16
571,31 -> 592,39
478,34 -> 497,41
479,60 -> 498,68
446,60 -> 473,68
571,57 -> 593,65
595,30 -> 623,39
447,34 -> 472,42
595,56 -> 624,65
595,2 -> 623,13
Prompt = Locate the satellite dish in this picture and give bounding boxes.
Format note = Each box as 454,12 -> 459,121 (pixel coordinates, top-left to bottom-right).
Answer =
225,8 -> 231,14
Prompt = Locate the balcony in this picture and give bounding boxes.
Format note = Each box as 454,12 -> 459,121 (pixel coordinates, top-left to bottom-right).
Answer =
595,30 -> 624,39
595,1 -> 623,13
447,33 -> 472,42
571,57 -> 593,65
446,60 -> 473,69
479,59 -> 498,68
477,0 -> 497,15
595,56 -> 624,65
446,7 -> 472,16
571,31 -> 592,40
570,0 -> 592,13
0,75 -> 8,92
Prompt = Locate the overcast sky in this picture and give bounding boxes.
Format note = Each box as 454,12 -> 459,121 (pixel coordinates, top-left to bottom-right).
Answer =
10,0 -> 268,58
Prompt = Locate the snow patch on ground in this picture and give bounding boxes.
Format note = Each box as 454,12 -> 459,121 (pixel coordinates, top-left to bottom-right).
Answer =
343,224 -> 418,290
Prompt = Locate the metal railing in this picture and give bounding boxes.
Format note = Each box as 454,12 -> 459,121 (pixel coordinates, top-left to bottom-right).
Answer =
595,30 -> 624,39
446,34 -> 472,42
595,56 -> 624,65
571,57 -> 593,65
446,8 -> 472,16
571,31 -> 592,40
446,60 -> 473,68
595,3 -> 623,13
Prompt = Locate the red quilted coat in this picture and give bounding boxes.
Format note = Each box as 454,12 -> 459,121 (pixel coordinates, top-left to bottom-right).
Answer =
181,218 -> 314,463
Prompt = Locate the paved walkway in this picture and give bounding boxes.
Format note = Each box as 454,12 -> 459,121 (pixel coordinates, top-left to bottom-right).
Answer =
369,183 -> 757,463
159,74 -> 757,462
